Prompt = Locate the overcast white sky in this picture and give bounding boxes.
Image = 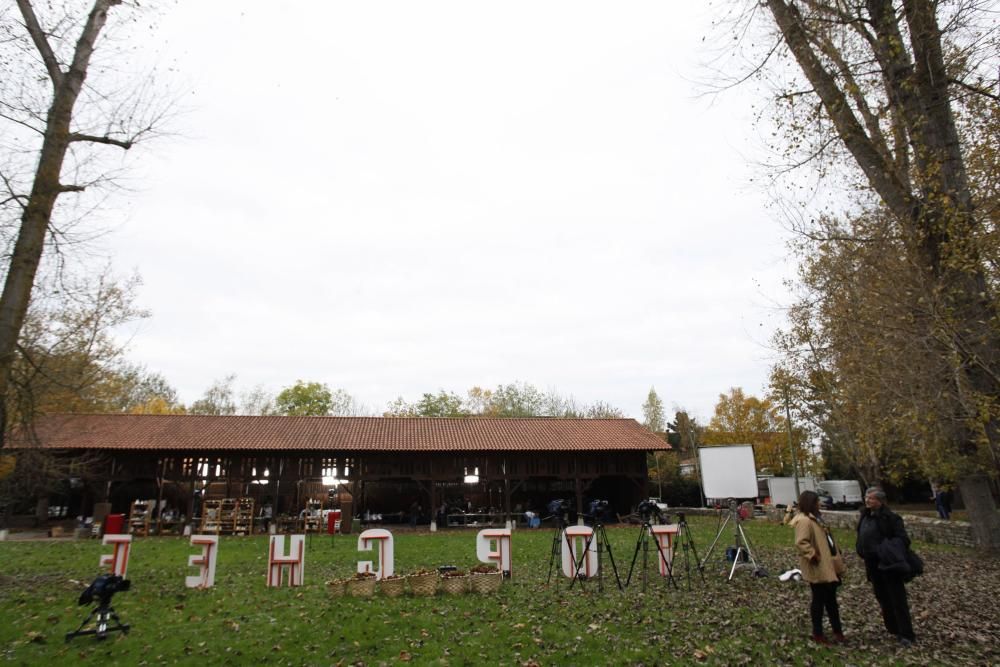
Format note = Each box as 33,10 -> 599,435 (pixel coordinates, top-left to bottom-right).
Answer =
103,1 -> 793,421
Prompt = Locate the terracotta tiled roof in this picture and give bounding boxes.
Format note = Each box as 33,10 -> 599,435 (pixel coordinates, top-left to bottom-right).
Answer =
17,414 -> 671,453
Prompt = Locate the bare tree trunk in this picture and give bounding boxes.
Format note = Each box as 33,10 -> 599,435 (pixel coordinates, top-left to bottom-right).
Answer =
959,475 -> 1000,549
0,0 -> 125,447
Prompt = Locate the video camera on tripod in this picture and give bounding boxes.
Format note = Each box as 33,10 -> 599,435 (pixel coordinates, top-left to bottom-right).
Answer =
66,574 -> 131,642
636,499 -> 664,523
78,574 -> 130,607
586,499 -> 609,521
547,498 -> 572,526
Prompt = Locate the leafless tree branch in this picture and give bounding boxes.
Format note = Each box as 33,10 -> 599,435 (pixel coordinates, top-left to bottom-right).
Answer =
67,132 -> 132,149
14,0 -> 64,87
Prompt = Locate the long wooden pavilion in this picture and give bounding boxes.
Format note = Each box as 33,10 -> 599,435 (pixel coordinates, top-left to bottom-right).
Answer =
16,414 -> 669,532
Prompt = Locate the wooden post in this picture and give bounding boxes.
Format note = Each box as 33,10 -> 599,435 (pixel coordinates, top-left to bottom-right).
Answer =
187,480 -> 196,524
503,457 -> 511,526
429,479 -> 437,531
106,458 -> 116,502
574,458 -> 583,521
155,457 -> 167,535
274,459 -> 284,516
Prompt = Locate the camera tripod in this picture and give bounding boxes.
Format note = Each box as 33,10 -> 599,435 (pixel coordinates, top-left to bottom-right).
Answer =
568,520 -> 622,592
546,513 -> 576,584
65,601 -> 130,642
672,514 -> 705,589
700,501 -> 762,580
625,516 -> 676,591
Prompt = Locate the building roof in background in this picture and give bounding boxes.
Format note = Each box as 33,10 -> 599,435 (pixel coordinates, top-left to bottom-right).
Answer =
16,414 -> 671,453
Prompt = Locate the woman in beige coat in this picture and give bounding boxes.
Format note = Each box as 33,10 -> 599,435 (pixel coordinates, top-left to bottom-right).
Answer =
790,490 -> 845,644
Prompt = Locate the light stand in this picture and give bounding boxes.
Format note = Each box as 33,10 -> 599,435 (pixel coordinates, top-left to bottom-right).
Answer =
700,500 -> 762,580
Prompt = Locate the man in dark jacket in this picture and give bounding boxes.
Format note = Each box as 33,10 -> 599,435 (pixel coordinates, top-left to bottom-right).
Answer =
856,487 -> 916,646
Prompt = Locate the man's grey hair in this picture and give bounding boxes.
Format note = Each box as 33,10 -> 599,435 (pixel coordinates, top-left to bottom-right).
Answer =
865,487 -> 887,502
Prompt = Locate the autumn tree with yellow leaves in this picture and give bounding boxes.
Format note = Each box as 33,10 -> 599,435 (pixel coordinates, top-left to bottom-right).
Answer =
720,0 -> 1000,546
702,387 -> 813,476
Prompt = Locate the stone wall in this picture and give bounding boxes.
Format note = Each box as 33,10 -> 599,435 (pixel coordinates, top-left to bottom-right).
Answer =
760,507 -> 976,548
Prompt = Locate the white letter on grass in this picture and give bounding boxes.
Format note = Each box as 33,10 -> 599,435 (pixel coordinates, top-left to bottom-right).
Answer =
357,528 -> 394,580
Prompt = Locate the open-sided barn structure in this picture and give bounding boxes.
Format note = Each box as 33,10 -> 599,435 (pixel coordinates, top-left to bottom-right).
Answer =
12,414 -> 669,532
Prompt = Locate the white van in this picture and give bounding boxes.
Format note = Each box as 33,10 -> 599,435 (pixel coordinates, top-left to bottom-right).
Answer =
816,480 -> 863,509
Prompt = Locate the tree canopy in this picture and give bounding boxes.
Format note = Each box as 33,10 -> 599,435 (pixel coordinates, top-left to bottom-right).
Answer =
728,0 -> 1000,546
641,387 -> 665,432
383,382 -> 626,419
702,387 -> 812,476
274,381 -> 334,417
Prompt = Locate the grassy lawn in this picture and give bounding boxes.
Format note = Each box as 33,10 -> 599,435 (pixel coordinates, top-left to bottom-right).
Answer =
1,516 -> 997,666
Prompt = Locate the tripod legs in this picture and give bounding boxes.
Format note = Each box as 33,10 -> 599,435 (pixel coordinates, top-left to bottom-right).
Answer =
569,524 -> 622,591
547,524 -> 579,584
726,521 -> 760,581
625,523 -> 677,591
547,526 -> 564,583
675,521 -> 705,589
699,511 -> 731,569
65,605 -> 130,642
625,526 -> 646,588
701,507 -> 762,580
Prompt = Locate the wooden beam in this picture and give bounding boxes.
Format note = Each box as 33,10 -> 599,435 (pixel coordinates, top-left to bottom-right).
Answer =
155,457 -> 167,536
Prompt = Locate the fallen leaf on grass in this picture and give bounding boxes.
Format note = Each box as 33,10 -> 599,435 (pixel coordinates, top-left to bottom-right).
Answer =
399,650 -> 412,661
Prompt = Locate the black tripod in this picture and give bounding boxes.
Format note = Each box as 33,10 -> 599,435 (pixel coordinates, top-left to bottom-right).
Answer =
546,513 -> 575,584
569,520 -> 622,592
672,513 -> 705,589
66,600 -> 129,642
625,516 -> 677,591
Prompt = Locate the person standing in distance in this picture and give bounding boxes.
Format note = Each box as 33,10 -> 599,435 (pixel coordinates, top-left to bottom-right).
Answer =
791,490 -> 846,645
856,487 -> 917,647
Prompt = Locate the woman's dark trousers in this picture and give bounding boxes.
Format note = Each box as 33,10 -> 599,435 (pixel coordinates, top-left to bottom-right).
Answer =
809,582 -> 842,636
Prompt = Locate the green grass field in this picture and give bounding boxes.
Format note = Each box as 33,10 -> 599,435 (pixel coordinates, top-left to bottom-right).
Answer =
1,517 -> 997,666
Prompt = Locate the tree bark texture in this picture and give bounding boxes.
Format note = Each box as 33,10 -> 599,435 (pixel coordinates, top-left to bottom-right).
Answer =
958,475 -> 1000,550
765,0 -> 1000,547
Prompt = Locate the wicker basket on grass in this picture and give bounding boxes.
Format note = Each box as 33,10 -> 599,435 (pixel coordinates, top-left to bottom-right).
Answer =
407,570 -> 438,596
380,575 -> 406,598
440,571 -> 469,595
327,579 -> 347,597
469,570 -> 503,594
346,573 -> 377,597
